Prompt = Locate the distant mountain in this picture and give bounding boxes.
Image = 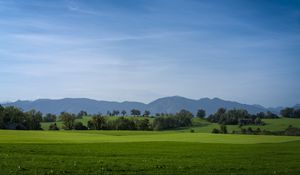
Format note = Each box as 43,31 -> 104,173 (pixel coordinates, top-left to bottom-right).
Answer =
1,96 -> 296,115
294,104 -> 300,109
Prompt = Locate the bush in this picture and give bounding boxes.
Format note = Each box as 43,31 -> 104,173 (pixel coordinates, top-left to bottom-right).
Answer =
285,126 -> 300,136
212,128 -> 220,134
49,123 -> 59,130
74,122 -> 88,130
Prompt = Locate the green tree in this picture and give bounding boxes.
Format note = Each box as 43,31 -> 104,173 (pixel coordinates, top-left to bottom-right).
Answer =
176,109 -> 193,126
60,112 -> 76,130
43,113 -> 57,122
74,122 -> 88,130
212,128 -> 220,133
143,110 -> 151,117
220,124 -> 227,134
135,118 -> 150,130
280,108 -> 294,118
114,117 -> 136,130
77,110 -> 87,118
196,109 -> 206,118
121,110 -> 127,116
294,108 -> 300,118
266,111 -> 279,118
24,110 -> 43,130
0,105 -> 4,129
88,115 -> 106,130
131,109 -> 141,116
106,110 -> 112,116
112,110 -> 120,116
49,123 -> 59,130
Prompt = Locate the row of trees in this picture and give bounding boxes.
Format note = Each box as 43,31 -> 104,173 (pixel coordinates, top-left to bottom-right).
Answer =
207,108 -> 278,125
58,109 -> 194,131
280,107 -> 300,118
212,124 -> 300,136
105,109 -> 151,117
234,125 -> 300,136
45,107 -> 300,121
152,110 -> 193,130
0,105 -> 42,130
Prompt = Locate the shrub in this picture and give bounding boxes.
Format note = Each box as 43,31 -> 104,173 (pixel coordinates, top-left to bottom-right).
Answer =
49,123 -> 59,130
212,128 -> 220,134
74,122 -> 88,130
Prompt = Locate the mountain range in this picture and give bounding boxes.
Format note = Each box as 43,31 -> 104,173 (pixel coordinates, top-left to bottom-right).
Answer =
1,96 -> 299,116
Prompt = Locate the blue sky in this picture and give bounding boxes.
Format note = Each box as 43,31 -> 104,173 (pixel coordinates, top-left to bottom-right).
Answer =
0,0 -> 299,107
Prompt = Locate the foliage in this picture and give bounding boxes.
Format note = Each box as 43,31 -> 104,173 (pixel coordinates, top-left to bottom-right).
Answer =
43,113 -> 57,122
196,109 -> 206,118
207,108 -> 267,125
121,110 -> 127,116
60,112 -> 76,130
112,110 -> 120,116
77,110 -> 87,118
87,115 -> 106,130
212,124 -> 227,134
131,109 -> 141,116
48,123 -> 59,130
74,122 -> 88,130
143,110 -> 151,117
0,106 -> 42,130
152,109 -> 193,130
112,117 -> 137,130
281,107 -> 300,118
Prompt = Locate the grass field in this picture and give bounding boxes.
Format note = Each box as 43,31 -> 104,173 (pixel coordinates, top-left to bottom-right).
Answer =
0,130 -> 300,174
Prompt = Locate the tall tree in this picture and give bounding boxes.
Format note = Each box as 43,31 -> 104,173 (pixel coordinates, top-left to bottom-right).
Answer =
112,110 -> 120,116
143,110 -> 151,117
88,115 -> 106,130
25,110 -> 43,130
121,110 -> 127,116
60,112 -> 76,130
77,110 -> 88,118
131,109 -> 141,116
196,109 -> 206,118
281,108 -> 295,118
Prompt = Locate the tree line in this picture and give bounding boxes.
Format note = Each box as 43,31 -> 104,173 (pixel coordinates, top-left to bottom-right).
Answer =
57,109 -> 194,131
207,108 -> 279,126
280,107 -> 300,118
212,124 -> 300,136
0,105 -> 42,130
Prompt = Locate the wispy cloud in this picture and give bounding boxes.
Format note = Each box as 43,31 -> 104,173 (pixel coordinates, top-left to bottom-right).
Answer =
66,0 -> 103,15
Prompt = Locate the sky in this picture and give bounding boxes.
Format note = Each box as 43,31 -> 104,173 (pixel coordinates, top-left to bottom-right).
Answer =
0,0 -> 299,107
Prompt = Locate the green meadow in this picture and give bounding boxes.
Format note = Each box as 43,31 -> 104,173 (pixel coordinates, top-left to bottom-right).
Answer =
1,118 -> 300,174
1,129 -> 300,174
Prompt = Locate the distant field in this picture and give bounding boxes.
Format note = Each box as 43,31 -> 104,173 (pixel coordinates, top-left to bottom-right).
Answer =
188,118 -> 300,133
0,130 -> 300,174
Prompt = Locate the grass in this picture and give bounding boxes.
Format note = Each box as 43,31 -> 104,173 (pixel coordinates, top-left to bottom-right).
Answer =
12,117 -> 300,174
1,142 -> 300,175
0,130 -> 300,174
1,130 -> 300,144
